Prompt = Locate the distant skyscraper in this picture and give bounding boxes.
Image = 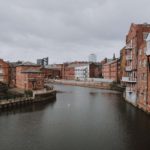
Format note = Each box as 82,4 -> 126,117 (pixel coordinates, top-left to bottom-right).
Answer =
37,59 -> 43,65
37,57 -> 49,66
88,53 -> 97,62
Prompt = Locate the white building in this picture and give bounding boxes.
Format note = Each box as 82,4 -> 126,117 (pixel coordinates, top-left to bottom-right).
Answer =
88,54 -> 97,62
146,33 -> 150,55
75,64 -> 89,80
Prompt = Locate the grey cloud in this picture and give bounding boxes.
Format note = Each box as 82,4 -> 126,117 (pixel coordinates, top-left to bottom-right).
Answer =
0,0 -> 150,63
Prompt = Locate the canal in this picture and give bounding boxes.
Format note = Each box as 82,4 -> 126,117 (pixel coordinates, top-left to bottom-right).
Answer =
0,84 -> 150,150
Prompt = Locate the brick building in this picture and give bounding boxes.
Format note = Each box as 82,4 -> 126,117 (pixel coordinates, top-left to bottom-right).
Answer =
16,62 -> 44,90
42,64 -> 62,79
0,59 -> 10,85
8,61 -> 23,87
120,47 -> 126,81
75,63 -> 102,80
102,58 -> 120,82
62,63 -> 76,80
137,32 -> 150,112
62,62 -> 102,80
147,34 -> 150,112
122,23 -> 150,107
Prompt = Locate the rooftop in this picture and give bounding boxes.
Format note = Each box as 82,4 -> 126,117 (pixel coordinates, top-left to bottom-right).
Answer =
21,68 -> 42,73
18,61 -> 40,66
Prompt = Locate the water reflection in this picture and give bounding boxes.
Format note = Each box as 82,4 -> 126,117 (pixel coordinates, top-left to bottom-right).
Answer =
0,85 -> 150,150
89,92 -> 98,96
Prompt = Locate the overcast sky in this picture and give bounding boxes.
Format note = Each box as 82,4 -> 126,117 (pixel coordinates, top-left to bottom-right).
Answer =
0,0 -> 150,63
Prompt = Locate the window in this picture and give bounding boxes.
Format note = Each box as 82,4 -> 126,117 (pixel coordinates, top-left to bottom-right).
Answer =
139,49 -> 142,55
139,61 -> 142,67
143,60 -> 147,67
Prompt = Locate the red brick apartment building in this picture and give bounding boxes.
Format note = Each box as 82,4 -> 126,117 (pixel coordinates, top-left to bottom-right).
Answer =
42,64 -> 62,79
62,63 -> 76,80
16,62 -> 44,90
0,59 -> 10,85
102,59 -> 120,82
8,61 -> 23,87
0,59 -> 23,87
120,47 -> 126,80
62,62 -> 102,80
137,33 -> 150,112
122,23 -> 150,111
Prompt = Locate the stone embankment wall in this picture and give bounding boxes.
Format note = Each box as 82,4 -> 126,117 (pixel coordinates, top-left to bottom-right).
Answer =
0,90 -> 56,111
53,80 -> 110,89
50,80 -> 124,92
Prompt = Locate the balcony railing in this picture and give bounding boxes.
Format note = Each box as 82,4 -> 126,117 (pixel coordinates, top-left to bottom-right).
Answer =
122,77 -> 129,82
146,40 -> 150,56
126,87 -> 134,92
126,55 -> 132,60
125,44 -> 133,50
0,78 -> 4,81
129,77 -> 137,82
126,66 -> 132,71
122,77 -> 137,83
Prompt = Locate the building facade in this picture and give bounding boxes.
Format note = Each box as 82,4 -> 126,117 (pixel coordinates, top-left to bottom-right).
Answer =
146,34 -> 150,112
75,63 -> 102,80
0,59 -> 10,85
75,64 -> 89,80
88,53 -> 97,62
16,62 -> 44,90
62,63 -> 75,80
122,23 -> 150,107
42,65 -> 62,79
136,32 -> 150,112
120,47 -> 126,81
102,59 -> 120,82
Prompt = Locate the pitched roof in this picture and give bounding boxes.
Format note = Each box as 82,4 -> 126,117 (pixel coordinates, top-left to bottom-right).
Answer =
21,68 -> 42,73
103,59 -> 119,65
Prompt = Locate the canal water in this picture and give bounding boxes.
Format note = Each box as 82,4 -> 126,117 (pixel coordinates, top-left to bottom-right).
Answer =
0,85 -> 150,150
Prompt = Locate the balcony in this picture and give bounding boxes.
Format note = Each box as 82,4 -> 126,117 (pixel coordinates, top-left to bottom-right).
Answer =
122,77 -> 129,82
126,55 -> 132,60
0,73 -> 3,76
126,87 -> 134,92
126,66 -> 132,71
122,77 -> 137,83
129,77 -> 137,82
146,38 -> 150,56
0,69 -> 3,74
125,44 -> 133,50
0,78 -> 4,81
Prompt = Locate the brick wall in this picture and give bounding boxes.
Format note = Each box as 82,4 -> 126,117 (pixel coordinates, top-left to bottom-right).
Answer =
42,68 -> 61,79
102,59 -> 120,82
0,59 -> 10,85
16,66 -> 44,90
89,63 -> 102,78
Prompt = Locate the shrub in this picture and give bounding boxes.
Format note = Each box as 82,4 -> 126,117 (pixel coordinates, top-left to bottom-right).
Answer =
25,90 -> 33,97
